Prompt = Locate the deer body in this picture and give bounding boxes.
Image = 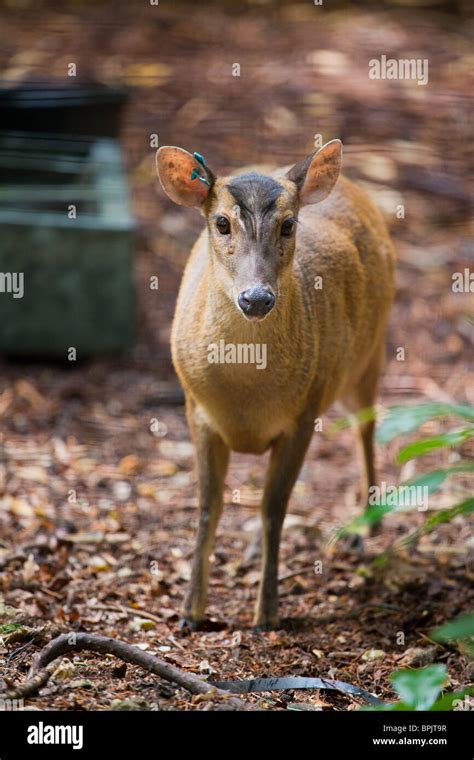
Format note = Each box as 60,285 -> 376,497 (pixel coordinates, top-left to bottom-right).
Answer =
157,142 -> 395,628
172,174 -> 394,455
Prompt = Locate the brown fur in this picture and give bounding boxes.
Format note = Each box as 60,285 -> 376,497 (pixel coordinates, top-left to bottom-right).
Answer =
158,144 -> 396,628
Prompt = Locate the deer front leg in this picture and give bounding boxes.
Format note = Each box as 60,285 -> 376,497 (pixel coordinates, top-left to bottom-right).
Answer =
255,412 -> 314,630
182,407 -> 229,629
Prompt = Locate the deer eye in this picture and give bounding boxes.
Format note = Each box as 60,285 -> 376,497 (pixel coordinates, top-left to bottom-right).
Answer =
281,218 -> 295,237
216,216 -> 231,235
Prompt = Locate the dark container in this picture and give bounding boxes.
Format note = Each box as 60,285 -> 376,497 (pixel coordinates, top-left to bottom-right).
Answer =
0,80 -> 129,138
0,130 -> 135,358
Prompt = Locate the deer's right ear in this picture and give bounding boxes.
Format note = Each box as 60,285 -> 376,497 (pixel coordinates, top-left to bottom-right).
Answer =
156,147 -> 214,208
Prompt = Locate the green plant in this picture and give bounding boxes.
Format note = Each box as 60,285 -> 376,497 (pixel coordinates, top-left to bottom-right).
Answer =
432,612 -> 474,659
364,664 -> 473,711
336,402 -> 474,549
364,614 -> 474,711
342,404 -> 474,712
0,623 -> 23,636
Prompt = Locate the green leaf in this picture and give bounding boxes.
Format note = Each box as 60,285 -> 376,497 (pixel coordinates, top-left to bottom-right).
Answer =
363,499 -> 474,569
390,498 -> 474,556
338,466 -> 473,537
431,613 -> 474,644
0,623 -> 23,635
407,469 -> 449,492
431,687 -> 474,711
362,686 -> 474,712
391,665 -> 447,711
420,498 -> 474,535
377,403 -> 474,444
397,428 -> 474,463
332,406 -> 376,433
407,464 -> 474,492
360,701 -> 410,712
337,503 -> 392,536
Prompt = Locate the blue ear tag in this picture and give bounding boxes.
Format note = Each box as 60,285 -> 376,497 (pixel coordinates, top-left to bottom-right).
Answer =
190,151 -> 210,184
190,168 -> 210,186
193,152 -> 206,168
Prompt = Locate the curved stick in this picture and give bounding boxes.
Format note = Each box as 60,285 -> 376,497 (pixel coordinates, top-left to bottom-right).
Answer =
3,632 -> 252,710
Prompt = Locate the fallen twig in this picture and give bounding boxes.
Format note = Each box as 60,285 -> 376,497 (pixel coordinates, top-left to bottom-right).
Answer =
2,664 -> 56,700
2,632 -> 253,710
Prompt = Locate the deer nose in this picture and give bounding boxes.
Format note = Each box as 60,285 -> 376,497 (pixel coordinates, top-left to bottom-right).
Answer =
238,286 -> 275,318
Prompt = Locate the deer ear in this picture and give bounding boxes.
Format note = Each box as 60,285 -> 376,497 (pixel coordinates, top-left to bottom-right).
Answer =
156,146 -> 214,208
287,140 -> 342,206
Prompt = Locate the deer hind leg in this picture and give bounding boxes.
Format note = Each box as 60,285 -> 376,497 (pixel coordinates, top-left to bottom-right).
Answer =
342,339 -> 386,529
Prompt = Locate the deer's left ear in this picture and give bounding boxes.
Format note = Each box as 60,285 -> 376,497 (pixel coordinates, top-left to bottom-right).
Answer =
156,146 -> 215,208
287,140 -> 342,206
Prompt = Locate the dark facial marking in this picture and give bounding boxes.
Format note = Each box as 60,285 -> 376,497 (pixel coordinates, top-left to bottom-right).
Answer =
227,173 -> 284,240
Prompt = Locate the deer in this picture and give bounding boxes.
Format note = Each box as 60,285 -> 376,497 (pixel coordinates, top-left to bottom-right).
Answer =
156,140 -> 396,630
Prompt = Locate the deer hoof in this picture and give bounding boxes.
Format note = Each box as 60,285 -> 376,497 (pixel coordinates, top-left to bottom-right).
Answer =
179,617 -> 227,633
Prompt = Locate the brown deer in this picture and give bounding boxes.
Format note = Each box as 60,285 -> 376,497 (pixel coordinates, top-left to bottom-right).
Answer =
156,140 -> 395,630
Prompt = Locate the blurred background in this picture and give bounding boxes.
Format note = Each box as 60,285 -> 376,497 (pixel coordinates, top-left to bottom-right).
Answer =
0,0 -> 472,709
0,0 -> 471,377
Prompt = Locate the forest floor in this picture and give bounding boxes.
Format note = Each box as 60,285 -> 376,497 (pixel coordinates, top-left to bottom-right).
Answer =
0,1 -> 472,710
